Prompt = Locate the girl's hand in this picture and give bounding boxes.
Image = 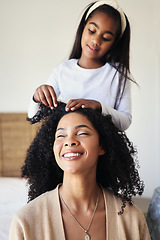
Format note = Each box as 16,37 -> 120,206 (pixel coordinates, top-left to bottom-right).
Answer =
33,84 -> 58,109
65,99 -> 102,112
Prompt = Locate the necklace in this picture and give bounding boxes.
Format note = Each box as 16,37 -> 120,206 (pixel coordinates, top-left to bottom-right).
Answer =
59,187 -> 100,240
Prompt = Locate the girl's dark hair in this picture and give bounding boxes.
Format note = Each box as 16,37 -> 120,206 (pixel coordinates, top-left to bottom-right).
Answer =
23,103 -> 144,214
69,2 -> 135,108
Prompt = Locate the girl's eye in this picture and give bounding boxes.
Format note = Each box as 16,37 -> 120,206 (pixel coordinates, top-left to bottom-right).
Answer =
88,29 -> 95,34
102,37 -> 111,42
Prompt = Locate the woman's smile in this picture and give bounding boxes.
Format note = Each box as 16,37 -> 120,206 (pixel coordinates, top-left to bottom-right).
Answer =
62,151 -> 83,160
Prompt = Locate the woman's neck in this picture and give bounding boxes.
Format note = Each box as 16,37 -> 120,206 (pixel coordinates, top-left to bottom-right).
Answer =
60,174 -> 100,211
59,176 -> 106,240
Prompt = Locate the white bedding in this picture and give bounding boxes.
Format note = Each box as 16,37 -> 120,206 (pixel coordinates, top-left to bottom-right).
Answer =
0,177 -> 28,240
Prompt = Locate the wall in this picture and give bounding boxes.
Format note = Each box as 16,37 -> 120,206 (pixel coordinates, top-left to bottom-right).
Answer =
0,0 -> 159,199
122,0 -> 160,199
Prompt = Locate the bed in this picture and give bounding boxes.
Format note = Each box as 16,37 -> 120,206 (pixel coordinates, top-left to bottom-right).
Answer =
0,113 -> 39,240
0,177 -> 28,240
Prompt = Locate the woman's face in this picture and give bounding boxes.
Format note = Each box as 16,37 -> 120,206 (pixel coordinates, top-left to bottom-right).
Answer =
53,112 -> 105,175
80,11 -> 119,66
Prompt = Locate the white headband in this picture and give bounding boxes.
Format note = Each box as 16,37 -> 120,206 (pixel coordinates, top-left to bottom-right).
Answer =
85,0 -> 126,36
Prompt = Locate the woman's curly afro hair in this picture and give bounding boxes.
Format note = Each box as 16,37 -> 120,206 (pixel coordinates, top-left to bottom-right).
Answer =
22,102 -> 144,214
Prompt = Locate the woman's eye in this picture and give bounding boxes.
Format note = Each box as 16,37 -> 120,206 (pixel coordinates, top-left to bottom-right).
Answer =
78,132 -> 89,136
57,134 -> 66,138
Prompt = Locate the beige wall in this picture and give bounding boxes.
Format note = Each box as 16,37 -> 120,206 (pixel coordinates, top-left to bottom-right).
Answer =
0,0 -> 159,199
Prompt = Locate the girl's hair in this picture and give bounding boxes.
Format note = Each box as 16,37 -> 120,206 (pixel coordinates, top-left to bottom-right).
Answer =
69,2 -> 135,108
23,103 -> 144,214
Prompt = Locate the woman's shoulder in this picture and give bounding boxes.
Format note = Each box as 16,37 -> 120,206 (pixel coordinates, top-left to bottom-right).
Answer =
103,188 -> 145,217
103,188 -> 150,239
14,188 -> 58,219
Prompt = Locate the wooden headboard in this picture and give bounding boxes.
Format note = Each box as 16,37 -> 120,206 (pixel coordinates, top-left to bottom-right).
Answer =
0,113 -> 39,177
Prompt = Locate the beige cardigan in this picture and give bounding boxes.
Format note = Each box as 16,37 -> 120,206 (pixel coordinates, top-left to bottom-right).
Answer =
9,186 -> 150,240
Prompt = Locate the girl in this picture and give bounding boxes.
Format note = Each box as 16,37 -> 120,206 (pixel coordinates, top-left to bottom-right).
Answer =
10,103 -> 150,240
28,0 -> 134,131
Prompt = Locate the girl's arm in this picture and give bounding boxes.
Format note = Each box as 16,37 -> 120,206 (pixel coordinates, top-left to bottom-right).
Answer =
101,80 -> 132,131
101,104 -> 132,131
65,80 -> 131,131
65,98 -> 131,131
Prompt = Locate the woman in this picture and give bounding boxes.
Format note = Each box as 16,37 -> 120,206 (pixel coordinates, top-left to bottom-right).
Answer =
9,103 -> 150,239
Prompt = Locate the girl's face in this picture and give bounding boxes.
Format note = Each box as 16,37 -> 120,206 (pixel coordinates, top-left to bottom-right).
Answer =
53,112 -> 105,175
80,11 -> 119,67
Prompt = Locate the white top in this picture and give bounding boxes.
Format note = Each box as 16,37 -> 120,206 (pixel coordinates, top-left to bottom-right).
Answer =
28,59 -> 132,131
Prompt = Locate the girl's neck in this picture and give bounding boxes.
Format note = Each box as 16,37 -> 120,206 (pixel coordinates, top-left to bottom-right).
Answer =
78,57 -> 105,69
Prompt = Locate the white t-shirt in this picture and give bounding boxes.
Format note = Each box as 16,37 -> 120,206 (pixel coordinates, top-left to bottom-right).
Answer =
28,59 -> 132,131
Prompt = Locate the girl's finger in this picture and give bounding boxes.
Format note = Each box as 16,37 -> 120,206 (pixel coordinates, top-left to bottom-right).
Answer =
65,100 -> 78,111
33,91 -> 41,103
49,87 -> 58,107
43,90 -> 53,107
71,102 -> 84,111
66,99 -> 77,107
39,91 -> 49,106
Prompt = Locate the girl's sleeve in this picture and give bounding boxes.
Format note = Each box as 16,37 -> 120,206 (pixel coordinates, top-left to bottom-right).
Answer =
27,68 -> 60,119
101,80 -> 132,131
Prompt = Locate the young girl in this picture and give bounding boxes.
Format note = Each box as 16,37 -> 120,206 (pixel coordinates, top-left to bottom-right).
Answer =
9,103 -> 150,239
28,0 -> 134,131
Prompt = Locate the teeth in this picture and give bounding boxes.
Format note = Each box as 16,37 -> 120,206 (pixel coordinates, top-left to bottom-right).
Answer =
64,153 -> 80,158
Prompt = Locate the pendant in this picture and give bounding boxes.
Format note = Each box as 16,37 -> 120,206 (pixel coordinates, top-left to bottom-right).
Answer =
84,233 -> 90,240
